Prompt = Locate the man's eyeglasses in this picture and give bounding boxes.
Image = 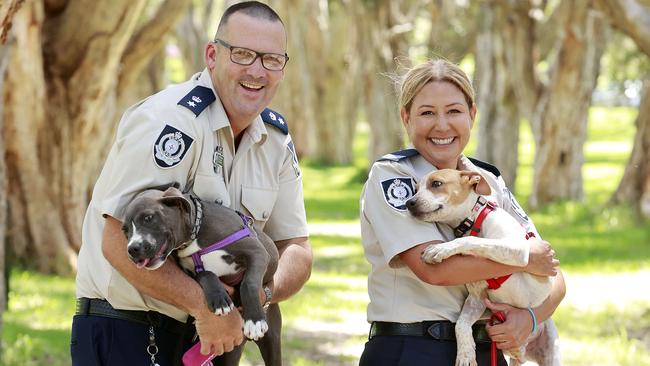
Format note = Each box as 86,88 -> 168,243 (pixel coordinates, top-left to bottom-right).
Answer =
213,38 -> 289,71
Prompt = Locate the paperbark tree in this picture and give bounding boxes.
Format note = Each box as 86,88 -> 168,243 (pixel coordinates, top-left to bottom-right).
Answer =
2,0 -> 190,274
271,0 -> 361,164
611,81 -> 650,218
354,0 -> 424,162
529,0 -> 608,209
473,0 -> 538,189
0,0 -> 23,351
595,0 -> 650,218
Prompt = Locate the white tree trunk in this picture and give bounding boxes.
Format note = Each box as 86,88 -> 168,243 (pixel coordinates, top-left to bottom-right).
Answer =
529,1 -> 608,209
474,0 -> 537,189
2,0 -> 189,273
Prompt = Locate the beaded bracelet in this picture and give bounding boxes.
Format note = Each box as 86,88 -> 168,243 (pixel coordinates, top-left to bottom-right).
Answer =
527,307 -> 537,334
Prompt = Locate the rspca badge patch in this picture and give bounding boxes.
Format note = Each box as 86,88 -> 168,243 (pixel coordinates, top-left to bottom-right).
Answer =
381,177 -> 416,211
153,125 -> 194,169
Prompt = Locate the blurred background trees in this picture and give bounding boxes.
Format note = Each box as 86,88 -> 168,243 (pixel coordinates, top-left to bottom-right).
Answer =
0,0 -> 648,273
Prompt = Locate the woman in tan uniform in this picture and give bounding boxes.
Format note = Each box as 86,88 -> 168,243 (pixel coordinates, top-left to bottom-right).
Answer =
359,59 -> 565,365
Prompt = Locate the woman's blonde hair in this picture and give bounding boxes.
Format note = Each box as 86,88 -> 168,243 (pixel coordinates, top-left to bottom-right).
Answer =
397,59 -> 475,113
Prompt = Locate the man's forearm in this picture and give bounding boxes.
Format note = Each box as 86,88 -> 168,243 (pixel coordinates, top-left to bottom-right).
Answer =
101,216 -> 208,316
272,237 -> 312,303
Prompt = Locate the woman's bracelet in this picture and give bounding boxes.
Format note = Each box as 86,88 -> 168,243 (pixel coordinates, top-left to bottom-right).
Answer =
527,307 -> 537,334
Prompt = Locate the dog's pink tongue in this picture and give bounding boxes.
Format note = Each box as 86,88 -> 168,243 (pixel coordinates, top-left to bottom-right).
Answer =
136,258 -> 150,269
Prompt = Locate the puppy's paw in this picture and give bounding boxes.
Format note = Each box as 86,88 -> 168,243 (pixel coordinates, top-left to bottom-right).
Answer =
454,351 -> 478,366
213,302 -> 235,316
207,295 -> 235,316
421,245 -> 454,263
243,319 -> 268,341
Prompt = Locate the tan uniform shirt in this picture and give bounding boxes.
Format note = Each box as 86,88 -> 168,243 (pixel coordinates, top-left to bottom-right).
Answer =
76,69 -> 308,322
360,149 -> 537,323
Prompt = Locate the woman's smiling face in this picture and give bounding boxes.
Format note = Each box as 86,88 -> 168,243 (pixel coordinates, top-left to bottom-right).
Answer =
401,80 -> 476,169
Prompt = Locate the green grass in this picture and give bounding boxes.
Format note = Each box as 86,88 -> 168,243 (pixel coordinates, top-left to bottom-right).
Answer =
3,106 -> 649,365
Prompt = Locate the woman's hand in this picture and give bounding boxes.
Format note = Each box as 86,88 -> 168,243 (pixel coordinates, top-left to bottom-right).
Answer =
484,299 -> 534,351
526,238 -> 559,276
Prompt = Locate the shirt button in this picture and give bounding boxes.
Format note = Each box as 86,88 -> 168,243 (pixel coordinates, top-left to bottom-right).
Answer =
262,211 -> 269,219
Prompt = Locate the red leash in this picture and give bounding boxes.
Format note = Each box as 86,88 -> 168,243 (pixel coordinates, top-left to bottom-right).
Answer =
489,311 -> 507,366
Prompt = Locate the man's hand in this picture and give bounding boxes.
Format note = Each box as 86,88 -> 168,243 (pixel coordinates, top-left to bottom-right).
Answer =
484,299 -> 533,351
526,238 -> 559,276
194,308 -> 244,356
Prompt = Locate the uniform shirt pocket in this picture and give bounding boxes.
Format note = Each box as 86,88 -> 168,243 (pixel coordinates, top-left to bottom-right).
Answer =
241,185 -> 278,222
193,173 -> 230,206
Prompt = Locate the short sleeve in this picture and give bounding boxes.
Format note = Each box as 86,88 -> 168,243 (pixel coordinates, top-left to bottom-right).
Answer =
97,105 -> 199,221
263,135 -> 308,240
361,163 -> 446,267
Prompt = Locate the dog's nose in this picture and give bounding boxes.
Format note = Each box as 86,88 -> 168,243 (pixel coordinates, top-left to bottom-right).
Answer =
127,241 -> 152,259
405,197 -> 417,212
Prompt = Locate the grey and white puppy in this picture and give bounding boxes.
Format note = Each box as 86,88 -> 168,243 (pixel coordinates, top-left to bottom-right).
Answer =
122,184 -> 281,366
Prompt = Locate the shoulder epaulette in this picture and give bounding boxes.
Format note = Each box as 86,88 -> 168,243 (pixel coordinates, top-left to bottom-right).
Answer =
468,157 -> 501,177
177,86 -> 216,117
261,108 -> 289,135
377,148 -> 419,162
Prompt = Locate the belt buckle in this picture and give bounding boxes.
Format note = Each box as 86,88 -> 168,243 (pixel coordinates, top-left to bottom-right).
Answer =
426,322 -> 444,340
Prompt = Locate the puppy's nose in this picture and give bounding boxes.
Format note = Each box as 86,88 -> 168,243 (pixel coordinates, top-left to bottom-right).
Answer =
127,241 -> 152,259
405,197 -> 417,212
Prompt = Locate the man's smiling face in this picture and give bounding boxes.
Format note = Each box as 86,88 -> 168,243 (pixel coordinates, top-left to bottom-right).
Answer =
207,12 -> 286,125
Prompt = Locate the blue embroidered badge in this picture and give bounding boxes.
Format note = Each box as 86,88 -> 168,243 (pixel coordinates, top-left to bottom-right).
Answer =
261,108 -> 289,135
177,86 -> 216,117
381,177 -> 416,211
153,125 -> 194,169
377,149 -> 419,162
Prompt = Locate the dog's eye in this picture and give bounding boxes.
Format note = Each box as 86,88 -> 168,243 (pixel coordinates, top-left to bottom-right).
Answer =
431,180 -> 443,188
143,214 -> 154,223
121,225 -> 128,234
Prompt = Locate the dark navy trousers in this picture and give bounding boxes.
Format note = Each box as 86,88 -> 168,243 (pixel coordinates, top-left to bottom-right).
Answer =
71,314 -> 194,366
359,335 -> 508,366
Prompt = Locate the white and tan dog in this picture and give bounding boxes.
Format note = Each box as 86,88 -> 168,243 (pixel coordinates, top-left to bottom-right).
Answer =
406,169 -> 560,366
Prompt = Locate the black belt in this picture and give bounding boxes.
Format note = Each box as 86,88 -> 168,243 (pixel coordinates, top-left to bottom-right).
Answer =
75,298 -> 190,335
369,321 -> 492,344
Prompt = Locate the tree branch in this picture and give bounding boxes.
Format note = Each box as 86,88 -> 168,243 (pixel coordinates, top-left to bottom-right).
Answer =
0,0 -> 24,44
594,0 -> 650,56
118,0 -> 192,92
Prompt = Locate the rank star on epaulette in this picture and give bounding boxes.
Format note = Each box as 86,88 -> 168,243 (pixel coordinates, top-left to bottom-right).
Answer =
153,125 -> 194,169
178,86 -> 216,117
261,108 -> 289,135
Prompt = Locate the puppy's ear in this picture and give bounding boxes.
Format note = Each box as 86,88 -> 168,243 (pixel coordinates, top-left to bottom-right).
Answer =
460,171 -> 491,196
160,187 -> 192,213
149,182 -> 182,192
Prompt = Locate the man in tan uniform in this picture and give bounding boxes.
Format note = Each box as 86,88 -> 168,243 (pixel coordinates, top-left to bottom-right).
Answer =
71,2 -> 312,365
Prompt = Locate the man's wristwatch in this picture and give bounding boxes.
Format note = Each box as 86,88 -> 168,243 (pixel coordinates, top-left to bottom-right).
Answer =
262,286 -> 272,309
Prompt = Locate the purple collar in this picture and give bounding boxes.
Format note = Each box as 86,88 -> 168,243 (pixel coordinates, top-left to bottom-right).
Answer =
191,213 -> 254,273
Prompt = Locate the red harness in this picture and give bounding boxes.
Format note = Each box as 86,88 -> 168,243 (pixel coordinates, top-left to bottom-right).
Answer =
467,200 -> 512,289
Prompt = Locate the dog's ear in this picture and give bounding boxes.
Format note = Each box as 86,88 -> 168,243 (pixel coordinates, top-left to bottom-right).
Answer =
160,187 -> 192,213
460,171 -> 491,196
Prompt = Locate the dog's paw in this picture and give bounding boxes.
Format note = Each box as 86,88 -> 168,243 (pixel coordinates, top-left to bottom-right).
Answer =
421,245 -> 455,263
454,354 -> 478,366
208,296 -> 235,316
243,319 -> 268,341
